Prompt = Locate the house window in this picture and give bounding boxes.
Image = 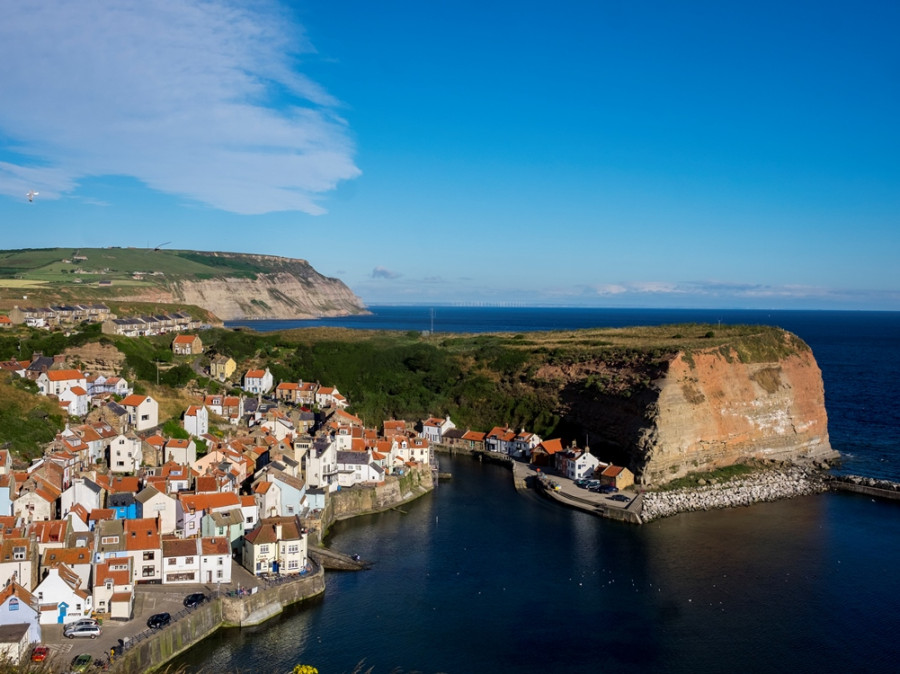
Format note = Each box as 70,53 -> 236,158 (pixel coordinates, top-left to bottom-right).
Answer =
13,546 -> 26,560
105,580 -> 112,590
185,557 -> 194,564
116,461 -> 125,467
259,545 -> 269,554
217,570 -> 224,579
143,551 -> 155,560
287,559 -> 299,570
218,558 -> 223,565
287,544 -> 299,554
167,558 -> 175,565
143,566 -> 155,577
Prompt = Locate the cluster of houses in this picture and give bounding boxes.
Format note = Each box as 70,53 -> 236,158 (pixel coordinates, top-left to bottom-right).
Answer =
0,332 -> 635,659
0,350 -> 449,656
421,416 -> 635,490
6,304 -> 112,329
3,303 -> 205,337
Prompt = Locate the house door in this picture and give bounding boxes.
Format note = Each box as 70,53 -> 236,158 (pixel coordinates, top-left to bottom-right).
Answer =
58,603 -> 68,624
207,571 -> 212,583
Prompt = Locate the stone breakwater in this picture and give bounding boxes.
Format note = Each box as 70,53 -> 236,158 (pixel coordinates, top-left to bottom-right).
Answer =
641,467 -> 829,522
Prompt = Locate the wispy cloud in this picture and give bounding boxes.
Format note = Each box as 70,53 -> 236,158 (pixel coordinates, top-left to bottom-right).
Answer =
0,0 -> 359,214
371,266 -> 402,280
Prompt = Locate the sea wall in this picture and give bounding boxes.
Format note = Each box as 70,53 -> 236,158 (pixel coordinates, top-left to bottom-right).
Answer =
111,567 -> 325,674
640,466 -> 829,522
330,468 -> 434,521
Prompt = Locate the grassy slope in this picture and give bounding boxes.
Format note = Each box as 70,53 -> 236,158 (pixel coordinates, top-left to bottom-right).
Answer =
0,322 -> 807,462
0,247 -> 305,282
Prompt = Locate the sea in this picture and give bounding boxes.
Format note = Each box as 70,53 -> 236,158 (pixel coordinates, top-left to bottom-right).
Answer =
171,307 -> 900,674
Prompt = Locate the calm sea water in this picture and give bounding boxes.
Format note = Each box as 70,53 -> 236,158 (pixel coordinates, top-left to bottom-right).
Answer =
174,307 -> 900,673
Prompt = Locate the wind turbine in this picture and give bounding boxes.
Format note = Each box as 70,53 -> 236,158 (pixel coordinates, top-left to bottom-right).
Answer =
154,241 -> 171,252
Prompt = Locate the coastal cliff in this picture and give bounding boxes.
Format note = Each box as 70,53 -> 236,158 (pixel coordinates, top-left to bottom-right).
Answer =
545,328 -> 836,485
0,247 -> 367,321
165,270 -> 365,321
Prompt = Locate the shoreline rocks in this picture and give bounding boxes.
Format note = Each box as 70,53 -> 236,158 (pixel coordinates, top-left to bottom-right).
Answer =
640,466 -> 829,522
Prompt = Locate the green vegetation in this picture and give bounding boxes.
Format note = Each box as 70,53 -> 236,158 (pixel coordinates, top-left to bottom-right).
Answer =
0,319 -> 808,459
0,373 -> 65,460
0,247 -> 314,281
650,462 -> 766,491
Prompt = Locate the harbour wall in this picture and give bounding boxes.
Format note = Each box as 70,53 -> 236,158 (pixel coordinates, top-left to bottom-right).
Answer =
111,567 -> 325,674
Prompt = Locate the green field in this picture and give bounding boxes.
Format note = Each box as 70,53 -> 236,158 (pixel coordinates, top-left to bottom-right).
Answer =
0,247 -> 310,284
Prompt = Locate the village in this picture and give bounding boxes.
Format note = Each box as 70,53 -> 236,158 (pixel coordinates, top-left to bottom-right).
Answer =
0,329 -> 636,671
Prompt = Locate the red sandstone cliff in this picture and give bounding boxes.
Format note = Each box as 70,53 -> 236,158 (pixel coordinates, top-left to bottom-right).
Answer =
544,329 -> 836,485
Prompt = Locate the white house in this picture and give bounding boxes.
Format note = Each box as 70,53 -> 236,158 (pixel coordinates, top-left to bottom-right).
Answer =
243,368 -> 273,395
135,485 -> 177,535
109,433 -> 143,473
0,583 -> 41,645
36,369 -> 86,398
58,386 -> 90,418
199,537 -> 232,585
92,558 -> 134,620
164,438 -> 197,466
242,517 -> 308,577
161,539 -> 201,584
420,415 -> 456,445
34,565 -> 92,625
336,451 -> 385,487
183,405 -> 209,438
59,478 -> 103,519
305,435 -> 338,491
119,394 -> 159,432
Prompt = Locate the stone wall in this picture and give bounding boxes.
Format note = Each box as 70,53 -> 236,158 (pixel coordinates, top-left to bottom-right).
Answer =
111,567 -> 325,673
330,468 -> 434,521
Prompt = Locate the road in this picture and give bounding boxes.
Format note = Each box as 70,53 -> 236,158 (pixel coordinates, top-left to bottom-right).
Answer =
35,560 -> 260,672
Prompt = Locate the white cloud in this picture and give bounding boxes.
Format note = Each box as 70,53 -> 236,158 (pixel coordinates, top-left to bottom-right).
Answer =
0,0 -> 359,214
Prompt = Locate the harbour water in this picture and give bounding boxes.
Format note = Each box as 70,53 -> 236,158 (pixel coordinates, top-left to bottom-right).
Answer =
172,307 -> 900,673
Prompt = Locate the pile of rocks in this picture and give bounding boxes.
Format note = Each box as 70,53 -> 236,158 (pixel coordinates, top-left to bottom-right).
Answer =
640,466 -> 829,522
831,474 -> 900,492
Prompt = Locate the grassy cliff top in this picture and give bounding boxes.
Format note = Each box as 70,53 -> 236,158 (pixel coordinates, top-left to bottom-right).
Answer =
0,247 -> 319,285
271,322 -> 809,364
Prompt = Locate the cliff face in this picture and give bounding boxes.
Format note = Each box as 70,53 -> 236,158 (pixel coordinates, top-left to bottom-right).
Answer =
547,331 -> 835,485
635,347 -> 834,484
168,272 -> 365,321
108,253 -> 366,321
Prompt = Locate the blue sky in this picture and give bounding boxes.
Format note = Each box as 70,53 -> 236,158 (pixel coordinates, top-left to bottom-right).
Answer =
1,1 -> 898,310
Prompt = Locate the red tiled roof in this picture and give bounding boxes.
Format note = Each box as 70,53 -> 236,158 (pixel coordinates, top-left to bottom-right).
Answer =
45,369 -> 84,381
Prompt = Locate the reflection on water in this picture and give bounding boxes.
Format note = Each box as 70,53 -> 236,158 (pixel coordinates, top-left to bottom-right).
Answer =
171,457 -> 900,674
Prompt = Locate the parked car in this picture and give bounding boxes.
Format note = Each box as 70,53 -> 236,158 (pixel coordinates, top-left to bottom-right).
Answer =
183,592 -> 207,608
147,612 -> 172,629
64,624 -> 101,639
609,494 -> 630,502
65,618 -> 99,630
31,645 -> 49,662
71,653 -> 93,672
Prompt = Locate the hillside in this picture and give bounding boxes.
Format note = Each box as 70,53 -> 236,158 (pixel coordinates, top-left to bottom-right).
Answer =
0,322 -> 835,484
0,247 -> 367,320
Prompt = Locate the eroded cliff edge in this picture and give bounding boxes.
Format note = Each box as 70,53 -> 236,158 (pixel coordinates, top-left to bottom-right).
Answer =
544,328 -> 836,485
120,252 -> 367,320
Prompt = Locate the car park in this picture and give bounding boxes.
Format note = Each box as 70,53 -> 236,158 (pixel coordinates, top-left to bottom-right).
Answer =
31,645 -> 49,662
147,612 -> 172,629
64,624 -> 102,639
183,592 -> 207,608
